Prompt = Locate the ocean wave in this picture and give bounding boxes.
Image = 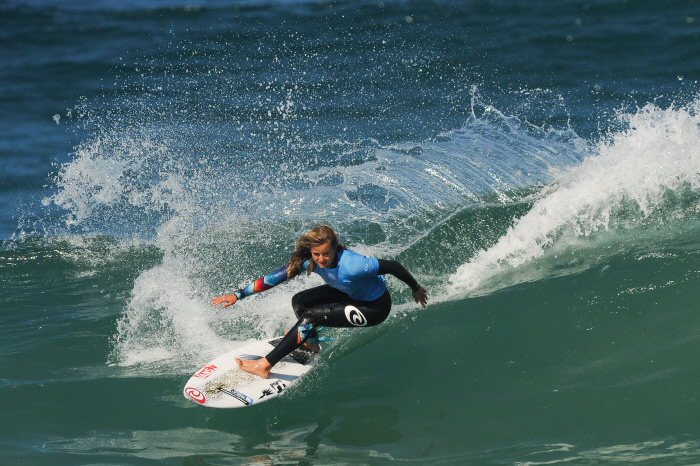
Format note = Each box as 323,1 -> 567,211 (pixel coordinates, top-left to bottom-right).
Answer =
449,98 -> 700,298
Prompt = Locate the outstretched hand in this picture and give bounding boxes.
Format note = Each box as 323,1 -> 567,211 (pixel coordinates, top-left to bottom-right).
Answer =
412,286 -> 428,308
211,294 -> 238,308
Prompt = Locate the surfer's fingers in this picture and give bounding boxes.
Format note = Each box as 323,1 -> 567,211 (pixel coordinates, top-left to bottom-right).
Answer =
416,289 -> 428,309
213,294 -> 238,304
413,287 -> 428,308
222,295 -> 239,308
211,296 -> 234,307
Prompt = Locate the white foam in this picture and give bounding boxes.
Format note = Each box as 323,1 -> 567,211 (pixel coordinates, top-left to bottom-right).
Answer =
449,99 -> 700,297
111,254 -> 226,367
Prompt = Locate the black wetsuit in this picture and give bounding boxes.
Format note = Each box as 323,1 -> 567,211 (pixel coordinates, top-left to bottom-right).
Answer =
265,259 -> 419,365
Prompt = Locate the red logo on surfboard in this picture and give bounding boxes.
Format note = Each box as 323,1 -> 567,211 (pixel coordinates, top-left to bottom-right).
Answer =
193,364 -> 218,379
185,387 -> 206,404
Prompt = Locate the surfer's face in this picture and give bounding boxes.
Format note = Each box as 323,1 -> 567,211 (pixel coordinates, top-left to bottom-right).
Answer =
310,241 -> 336,268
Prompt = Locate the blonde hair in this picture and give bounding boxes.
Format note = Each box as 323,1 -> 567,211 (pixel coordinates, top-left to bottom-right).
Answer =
287,226 -> 344,278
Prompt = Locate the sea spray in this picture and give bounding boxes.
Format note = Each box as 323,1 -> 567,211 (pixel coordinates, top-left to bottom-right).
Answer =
102,103 -> 583,371
449,99 -> 700,297
44,43 -> 587,371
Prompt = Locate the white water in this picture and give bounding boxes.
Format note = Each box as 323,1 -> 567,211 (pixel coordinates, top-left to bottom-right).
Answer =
449,99 -> 700,297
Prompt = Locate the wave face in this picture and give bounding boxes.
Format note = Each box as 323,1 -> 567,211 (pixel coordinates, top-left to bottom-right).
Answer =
3,0 -> 700,464
450,101 -> 700,297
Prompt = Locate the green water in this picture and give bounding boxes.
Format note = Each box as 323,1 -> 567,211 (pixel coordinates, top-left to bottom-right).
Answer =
4,217 -> 700,463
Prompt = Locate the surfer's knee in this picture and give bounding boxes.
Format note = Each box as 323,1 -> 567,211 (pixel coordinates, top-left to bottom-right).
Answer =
298,313 -> 315,327
298,309 -> 323,327
291,292 -> 307,319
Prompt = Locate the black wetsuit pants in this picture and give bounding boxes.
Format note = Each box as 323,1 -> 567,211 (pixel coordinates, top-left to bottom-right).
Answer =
265,285 -> 392,366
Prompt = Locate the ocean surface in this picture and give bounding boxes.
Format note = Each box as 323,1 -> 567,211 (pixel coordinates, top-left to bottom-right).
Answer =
3,0 -> 700,464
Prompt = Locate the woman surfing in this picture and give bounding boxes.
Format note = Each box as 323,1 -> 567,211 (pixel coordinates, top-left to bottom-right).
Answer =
211,226 -> 428,379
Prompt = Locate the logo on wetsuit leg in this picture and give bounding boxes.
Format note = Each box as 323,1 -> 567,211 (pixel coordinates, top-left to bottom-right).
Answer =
345,305 -> 368,326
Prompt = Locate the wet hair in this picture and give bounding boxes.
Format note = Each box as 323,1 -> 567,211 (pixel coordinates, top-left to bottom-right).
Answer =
287,225 -> 345,278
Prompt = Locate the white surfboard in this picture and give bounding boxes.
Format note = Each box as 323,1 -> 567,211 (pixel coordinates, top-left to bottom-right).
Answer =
183,336 -> 320,408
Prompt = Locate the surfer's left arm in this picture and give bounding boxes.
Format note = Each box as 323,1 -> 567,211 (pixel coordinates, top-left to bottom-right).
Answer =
377,259 -> 428,308
211,265 -> 290,308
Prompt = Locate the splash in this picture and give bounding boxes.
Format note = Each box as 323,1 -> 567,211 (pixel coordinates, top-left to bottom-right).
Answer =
47,68 -> 585,373
449,99 -> 700,296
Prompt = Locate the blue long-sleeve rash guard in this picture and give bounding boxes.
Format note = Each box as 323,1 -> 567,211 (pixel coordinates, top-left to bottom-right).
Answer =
233,249 -> 419,301
302,249 -> 386,301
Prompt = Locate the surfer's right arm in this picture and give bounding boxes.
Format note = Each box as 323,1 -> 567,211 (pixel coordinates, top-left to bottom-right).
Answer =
211,265 -> 290,308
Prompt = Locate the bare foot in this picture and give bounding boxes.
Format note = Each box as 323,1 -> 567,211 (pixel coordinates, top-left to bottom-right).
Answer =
235,357 -> 272,379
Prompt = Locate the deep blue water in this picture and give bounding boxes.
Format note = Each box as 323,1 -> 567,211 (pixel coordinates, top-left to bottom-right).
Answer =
3,1 -> 700,464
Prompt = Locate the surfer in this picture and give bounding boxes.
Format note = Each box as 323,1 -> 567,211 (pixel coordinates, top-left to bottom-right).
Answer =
211,225 -> 428,379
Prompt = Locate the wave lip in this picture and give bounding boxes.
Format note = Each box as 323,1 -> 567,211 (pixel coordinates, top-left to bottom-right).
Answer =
449,99 -> 700,296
